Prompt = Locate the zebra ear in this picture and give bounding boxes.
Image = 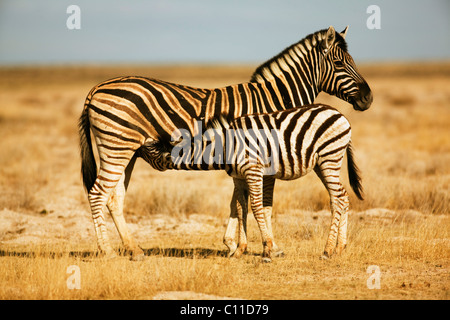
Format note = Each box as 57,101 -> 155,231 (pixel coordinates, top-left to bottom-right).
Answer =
340,26 -> 349,39
322,26 -> 336,55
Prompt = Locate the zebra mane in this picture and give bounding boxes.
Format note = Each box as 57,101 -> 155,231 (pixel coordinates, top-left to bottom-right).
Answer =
334,31 -> 347,52
250,28 -> 348,82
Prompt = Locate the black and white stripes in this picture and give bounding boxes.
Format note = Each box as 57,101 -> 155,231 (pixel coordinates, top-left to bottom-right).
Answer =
78,26 -> 371,259
169,104 -> 363,261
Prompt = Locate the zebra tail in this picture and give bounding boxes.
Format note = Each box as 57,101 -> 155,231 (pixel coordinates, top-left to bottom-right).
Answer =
78,106 -> 97,193
346,141 -> 364,200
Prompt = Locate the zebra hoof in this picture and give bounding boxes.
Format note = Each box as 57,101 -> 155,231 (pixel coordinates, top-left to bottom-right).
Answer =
232,244 -> 247,259
228,249 -> 237,258
129,253 -> 146,261
225,242 -> 238,258
231,251 -> 241,259
319,252 -> 331,260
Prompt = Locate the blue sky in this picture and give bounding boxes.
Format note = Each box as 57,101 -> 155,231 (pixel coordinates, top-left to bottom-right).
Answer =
0,0 -> 449,65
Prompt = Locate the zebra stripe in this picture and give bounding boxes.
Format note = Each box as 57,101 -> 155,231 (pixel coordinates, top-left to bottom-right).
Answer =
79,26 -> 372,259
169,104 -> 363,261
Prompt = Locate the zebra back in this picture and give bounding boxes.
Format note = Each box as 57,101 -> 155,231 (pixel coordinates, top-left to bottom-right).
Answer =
170,104 -> 352,177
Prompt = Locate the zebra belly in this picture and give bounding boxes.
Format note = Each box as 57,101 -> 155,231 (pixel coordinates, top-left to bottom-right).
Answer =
274,153 -> 318,180
275,168 -> 308,180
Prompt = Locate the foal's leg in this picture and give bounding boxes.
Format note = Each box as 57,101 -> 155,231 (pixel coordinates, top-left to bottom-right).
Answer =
246,167 -> 273,262
335,192 -> 349,255
314,165 -> 349,259
223,189 -> 239,256
224,178 -> 248,257
232,179 -> 249,258
224,177 -> 283,258
262,176 -> 284,257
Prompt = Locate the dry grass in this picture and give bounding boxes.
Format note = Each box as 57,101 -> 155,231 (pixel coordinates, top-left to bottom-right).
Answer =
1,210 -> 448,300
0,64 -> 449,300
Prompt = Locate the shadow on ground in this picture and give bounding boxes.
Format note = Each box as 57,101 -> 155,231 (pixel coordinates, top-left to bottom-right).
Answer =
0,247 -> 230,259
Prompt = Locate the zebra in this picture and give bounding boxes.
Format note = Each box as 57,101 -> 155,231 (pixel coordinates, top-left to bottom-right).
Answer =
78,26 -> 372,260
168,103 -> 363,262
224,25 -> 372,257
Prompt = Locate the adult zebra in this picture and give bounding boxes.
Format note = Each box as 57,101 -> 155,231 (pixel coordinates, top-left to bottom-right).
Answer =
168,103 -> 363,262
78,26 -> 372,260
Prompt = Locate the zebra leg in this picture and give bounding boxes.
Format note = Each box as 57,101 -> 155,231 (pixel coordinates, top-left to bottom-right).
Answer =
89,168 -> 124,259
314,166 -> 349,259
88,146 -> 137,259
246,167 -> 273,263
224,178 -> 248,257
335,191 -> 349,255
234,179 -> 249,258
106,155 -> 145,261
223,189 -> 239,256
225,177 -> 283,258
262,176 -> 284,257
324,190 -> 349,257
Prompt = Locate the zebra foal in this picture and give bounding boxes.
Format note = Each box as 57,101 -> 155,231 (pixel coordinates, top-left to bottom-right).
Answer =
169,104 -> 363,261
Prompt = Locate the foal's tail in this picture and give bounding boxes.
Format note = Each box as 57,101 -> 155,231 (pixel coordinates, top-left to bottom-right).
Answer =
346,141 -> 364,200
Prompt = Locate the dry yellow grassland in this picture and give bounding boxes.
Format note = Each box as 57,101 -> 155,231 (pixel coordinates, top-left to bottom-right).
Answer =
0,64 -> 448,300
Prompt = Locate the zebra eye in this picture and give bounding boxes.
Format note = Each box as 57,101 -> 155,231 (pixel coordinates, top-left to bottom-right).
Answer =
334,60 -> 344,68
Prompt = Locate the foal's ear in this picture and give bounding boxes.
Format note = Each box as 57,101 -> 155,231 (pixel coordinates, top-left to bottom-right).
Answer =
321,26 -> 336,55
340,26 -> 349,39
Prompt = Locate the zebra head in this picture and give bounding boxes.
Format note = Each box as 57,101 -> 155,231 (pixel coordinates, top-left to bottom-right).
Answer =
319,26 -> 373,111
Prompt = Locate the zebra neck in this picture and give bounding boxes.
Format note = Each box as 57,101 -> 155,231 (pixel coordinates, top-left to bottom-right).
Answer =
251,36 -> 322,109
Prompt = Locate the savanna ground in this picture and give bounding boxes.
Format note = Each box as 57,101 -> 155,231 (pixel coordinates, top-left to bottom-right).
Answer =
0,63 -> 449,300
